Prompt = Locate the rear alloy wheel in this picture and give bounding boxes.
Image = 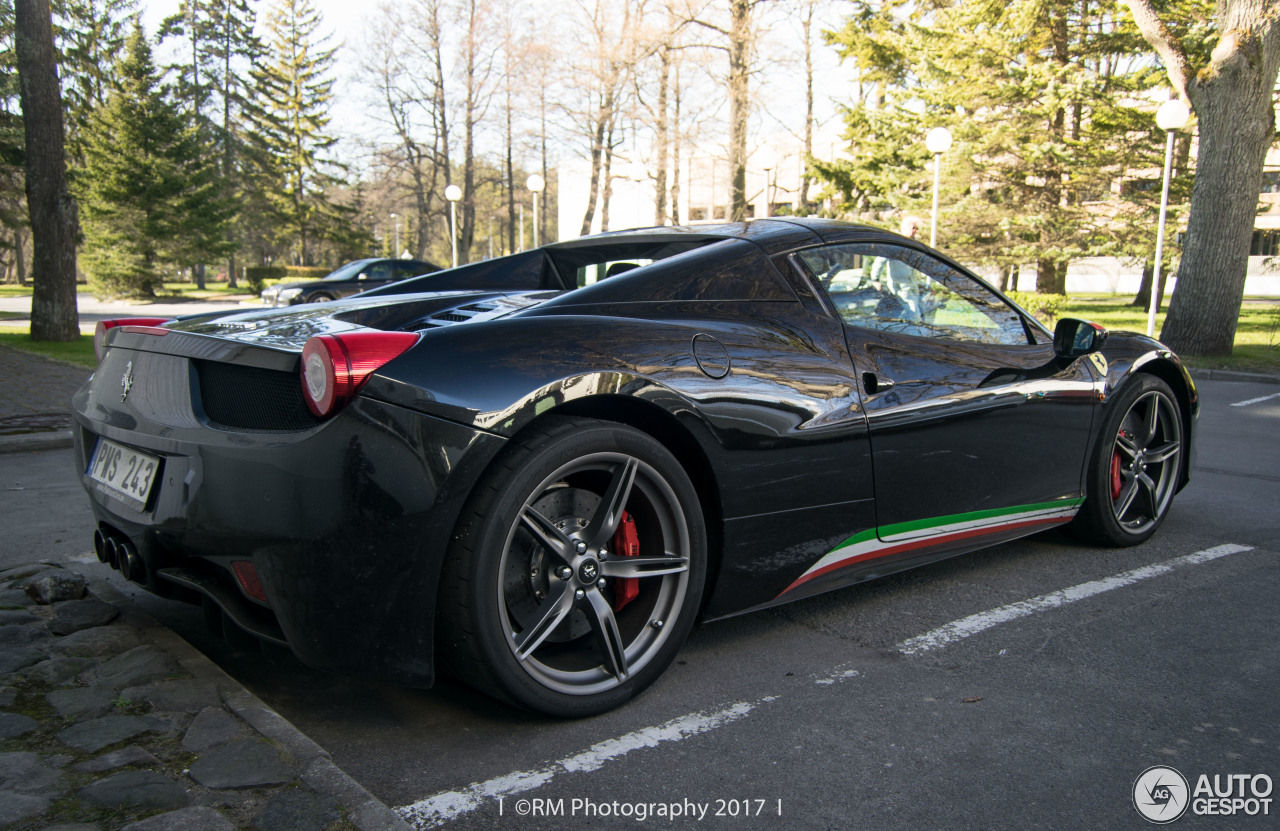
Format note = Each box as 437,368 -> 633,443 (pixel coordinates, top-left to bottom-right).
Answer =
438,417 -> 706,716
1074,375 -> 1183,546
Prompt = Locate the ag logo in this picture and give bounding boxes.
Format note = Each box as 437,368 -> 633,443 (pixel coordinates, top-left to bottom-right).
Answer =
1134,765 -> 1190,823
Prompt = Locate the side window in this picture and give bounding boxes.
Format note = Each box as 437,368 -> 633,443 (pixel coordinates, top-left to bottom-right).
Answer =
394,263 -> 429,280
798,243 -> 1028,346
364,262 -> 395,281
575,260 -> 653,288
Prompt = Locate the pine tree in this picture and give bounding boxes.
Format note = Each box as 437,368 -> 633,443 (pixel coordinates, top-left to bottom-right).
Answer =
56,0 -> 137,161
248,0 -> 342,265
1,0 -> 29,256
207,0 -> 264,284
159,0 -> 263,286
819,0 -> 1183,292
79,25 -> 230,297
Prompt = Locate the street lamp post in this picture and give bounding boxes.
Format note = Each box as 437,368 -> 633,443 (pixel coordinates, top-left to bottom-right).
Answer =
527,174 -> 545,247
389,212 -> 398,258
445,185 -> 462,268
1147,98 -> 1191,338
925,127 -> 953,248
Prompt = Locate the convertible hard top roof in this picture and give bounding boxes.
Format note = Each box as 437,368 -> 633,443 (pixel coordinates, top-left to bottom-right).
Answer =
546,217 -> 889,258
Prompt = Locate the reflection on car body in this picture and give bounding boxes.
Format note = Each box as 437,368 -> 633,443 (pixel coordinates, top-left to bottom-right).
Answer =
259,257 -> 441,306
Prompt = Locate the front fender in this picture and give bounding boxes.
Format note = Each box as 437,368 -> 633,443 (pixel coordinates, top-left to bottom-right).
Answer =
1095,332 -> 1198,491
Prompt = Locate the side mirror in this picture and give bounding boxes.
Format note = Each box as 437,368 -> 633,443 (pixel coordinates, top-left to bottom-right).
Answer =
356,273 -> 368,281
1054,318 -> 1108,359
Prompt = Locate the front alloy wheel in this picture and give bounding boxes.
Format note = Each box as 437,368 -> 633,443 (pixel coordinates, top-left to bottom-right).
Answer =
1108,389 -> 1181,534
1074,374 -> 1183,546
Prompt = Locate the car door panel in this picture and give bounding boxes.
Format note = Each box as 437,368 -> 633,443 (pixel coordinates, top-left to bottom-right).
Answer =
797,241 -> 1100,541
849,327 -> 1099,536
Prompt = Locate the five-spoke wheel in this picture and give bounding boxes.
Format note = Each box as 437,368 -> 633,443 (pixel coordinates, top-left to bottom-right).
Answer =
1074,375 -> 1184,546
438,416 -> 706,716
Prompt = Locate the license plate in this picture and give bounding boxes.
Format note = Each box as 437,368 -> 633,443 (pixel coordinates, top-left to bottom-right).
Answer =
88,439 -> 160,508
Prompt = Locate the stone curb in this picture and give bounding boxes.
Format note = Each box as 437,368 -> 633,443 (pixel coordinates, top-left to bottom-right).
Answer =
0,431 -> 73,455
88,577 -> 413,831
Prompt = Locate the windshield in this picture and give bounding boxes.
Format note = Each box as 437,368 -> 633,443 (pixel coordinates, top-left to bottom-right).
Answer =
323,259 -> 377,281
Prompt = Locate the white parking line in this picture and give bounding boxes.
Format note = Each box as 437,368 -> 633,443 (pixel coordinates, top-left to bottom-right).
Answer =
897,543 -> 1255,656
1230,391 -> 1280,407
396,699 -> 771,828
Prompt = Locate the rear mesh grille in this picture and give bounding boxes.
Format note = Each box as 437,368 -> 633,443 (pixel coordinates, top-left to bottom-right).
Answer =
194,360 -> 321,431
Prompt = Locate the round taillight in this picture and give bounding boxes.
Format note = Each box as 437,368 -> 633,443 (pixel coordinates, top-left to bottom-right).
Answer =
300,332 -> 419,418
301,338 -> 340,417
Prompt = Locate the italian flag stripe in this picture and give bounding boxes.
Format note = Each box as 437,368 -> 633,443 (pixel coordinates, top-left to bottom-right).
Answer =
780,499 -> 1084,597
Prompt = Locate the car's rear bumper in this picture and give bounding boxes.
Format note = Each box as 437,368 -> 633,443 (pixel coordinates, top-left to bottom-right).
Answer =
71,388 -> 505,687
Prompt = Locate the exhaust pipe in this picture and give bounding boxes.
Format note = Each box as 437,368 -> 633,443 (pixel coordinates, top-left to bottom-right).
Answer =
93,528 -> 148,584
104,537 -> 121,570
117,540 -> 145,583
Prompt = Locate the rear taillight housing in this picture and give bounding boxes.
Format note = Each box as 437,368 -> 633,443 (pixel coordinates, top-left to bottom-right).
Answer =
300,332 -> 419,418
93,318 -> 175,363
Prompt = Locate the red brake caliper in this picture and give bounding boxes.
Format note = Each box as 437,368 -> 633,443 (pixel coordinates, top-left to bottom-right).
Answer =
1110,446 -> 1124,500
612,512 -> 641,611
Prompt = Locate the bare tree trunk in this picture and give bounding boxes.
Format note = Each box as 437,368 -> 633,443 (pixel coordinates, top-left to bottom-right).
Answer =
539,84 -> 547,244
653,44 -> 670,225
1132,261 -> 1155,307
1122,0 -> 1280,355
458,0 -> 490,264
16,0 -> 79,342
727,0 -> 750,221
15,228 -> 27,287
580,114 -> 606,237
505,102 -> 515,254
1161,74 -> 1272,355
600,119 -> 616,232
222,5 -> 238,288
800,0 -> 814,211
670,65 -> 682,223
1036,259 -> 1064,295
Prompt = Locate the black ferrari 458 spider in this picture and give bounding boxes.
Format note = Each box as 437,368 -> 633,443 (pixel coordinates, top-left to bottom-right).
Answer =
73,218 -> 1195,715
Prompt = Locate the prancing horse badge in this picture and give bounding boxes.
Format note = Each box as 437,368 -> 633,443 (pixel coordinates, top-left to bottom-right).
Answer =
120,360 -> 134,403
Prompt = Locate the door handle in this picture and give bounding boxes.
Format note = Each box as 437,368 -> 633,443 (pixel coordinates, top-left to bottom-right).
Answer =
863,372 -> 895,395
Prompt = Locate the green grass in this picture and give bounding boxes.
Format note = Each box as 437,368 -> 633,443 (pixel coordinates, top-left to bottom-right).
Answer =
157,280 -> 257,301
0,325 -> 97,367
0,281 -> 256,301
1062,295 -> 1280,374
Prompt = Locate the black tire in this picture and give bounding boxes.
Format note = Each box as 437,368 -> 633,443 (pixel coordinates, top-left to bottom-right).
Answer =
306,292 -> 335,303
1072,374 -> 1183,546
437,416 -> 707,716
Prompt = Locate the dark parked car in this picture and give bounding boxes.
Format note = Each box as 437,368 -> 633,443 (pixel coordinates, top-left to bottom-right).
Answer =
75,219 -> 1195,716
259,257 -> 441,306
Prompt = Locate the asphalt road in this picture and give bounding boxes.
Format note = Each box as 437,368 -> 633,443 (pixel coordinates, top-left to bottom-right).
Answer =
5,377 -> 1277,830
